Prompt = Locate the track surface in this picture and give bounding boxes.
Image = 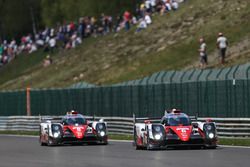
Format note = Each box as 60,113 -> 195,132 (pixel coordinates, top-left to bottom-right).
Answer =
0,135 -> 249,167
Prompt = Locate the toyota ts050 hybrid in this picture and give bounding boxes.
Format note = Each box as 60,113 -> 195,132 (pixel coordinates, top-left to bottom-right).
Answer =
40,111 -> 108,146
133,109 -> 217,150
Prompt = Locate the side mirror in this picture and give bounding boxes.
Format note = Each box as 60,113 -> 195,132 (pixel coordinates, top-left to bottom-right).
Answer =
141,128 -> 145,131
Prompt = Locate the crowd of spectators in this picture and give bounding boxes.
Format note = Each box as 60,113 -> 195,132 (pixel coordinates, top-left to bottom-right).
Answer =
0,0 -> 186,67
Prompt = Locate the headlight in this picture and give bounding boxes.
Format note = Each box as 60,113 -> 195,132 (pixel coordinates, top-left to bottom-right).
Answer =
155,134 -> 161,140
100,131 -> 105,137
54,132 -> 60,138
98,124 -> 104,129
154,126 -> 161,132
53,125 -> 60,131
208,133 -> 214,139
206,125 -> 212,131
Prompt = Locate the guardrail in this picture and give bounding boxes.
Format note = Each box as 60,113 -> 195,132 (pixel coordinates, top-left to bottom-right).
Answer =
0,116 -> 250,138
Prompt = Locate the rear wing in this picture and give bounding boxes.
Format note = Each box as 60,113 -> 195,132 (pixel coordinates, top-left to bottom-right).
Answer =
190,116 -> 198,122
133,114 -> 161,124
40,116 -> 62,123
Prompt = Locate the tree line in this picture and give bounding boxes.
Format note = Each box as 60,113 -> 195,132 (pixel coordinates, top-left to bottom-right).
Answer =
0,0 -> 139,41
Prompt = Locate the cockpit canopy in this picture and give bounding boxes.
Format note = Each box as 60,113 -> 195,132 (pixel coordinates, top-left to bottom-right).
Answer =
161,113 -> 191,126
62,114 -> 87,125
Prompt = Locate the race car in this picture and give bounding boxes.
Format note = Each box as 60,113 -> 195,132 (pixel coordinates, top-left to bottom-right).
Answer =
133,109 -> 217,150
40,111 -> 108,146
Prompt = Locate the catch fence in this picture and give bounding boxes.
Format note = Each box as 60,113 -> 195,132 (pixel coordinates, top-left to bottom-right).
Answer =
0,63 -> 249,118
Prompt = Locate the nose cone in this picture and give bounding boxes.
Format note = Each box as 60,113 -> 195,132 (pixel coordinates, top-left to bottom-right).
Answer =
171,126 -> 192,141
68,125 -> 87,139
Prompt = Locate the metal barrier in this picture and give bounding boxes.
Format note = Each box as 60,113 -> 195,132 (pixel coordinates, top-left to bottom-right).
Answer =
0,116 -> 250,138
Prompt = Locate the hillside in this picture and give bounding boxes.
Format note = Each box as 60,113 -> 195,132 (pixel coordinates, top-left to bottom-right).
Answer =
0,0 -> 249,90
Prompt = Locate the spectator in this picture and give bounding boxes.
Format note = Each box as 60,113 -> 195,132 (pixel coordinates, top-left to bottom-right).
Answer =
136,18 -> 147,32
150,0 -> 157,12
49,37 -> 56,53
114,15 -> 123,32
145,0 -> 152,13
165,1 -> 172,11
172,0 -> 179,10
198,37 -> 207,68
0,43 -> 3,65
145,13 -> 152,24
123,11 -> 131,31
0,0 -> 187,68
132,16 -> 138,25
43,55 -> 52,67
139,2 -> 146,18
217,32 -> 228,64
29,43 -> 38,54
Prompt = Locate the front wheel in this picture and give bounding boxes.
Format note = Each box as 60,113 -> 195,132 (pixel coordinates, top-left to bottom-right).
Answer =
205,145 -> 217,149
40,142 -> 46,146
47,137 -> 54,146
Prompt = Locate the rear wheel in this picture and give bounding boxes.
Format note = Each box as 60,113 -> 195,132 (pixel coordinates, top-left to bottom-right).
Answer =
39,135 -> 46,146
135,143 -> 144,150
134,132 -> 143,150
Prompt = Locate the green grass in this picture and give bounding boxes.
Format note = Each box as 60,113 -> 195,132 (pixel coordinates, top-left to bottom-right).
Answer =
0,0 -> 249,90
219,138 -> 250,147
1,131 -> 250,146
108,134 -> 133,140
0,130 -> 39,136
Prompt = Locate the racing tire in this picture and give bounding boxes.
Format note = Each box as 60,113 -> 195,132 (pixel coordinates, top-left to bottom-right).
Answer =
146,143 -> 153,150
98,141 -> 108,145
134,128 -> 145,150
205,145 -> 217,149
146,130 -> 154,150
146,135 -> 153,150
136,145 -> 144,150
102,142 -> 108,145
47,137 -> 54,146
40,142 -> 46,146
39,135 -> 46,146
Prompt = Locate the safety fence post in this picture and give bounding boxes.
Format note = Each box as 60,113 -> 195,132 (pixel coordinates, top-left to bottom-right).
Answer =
26,87 -> 31,116
246,66 -> 250,117
232,65 -> 240,117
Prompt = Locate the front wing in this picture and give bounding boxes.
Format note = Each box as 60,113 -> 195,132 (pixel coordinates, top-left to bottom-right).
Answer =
147,134 -> 217,149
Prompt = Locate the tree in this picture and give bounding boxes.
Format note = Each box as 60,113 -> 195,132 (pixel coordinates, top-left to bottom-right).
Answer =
0,0 -> 41,40
40,0 -> 139,26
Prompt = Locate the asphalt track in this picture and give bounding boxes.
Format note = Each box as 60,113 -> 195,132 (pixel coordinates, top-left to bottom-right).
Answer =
0,135 -> 250,167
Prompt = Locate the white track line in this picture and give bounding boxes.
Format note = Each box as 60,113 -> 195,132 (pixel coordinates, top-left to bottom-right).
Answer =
0,134 -> 38,138
219,145 -> 250,149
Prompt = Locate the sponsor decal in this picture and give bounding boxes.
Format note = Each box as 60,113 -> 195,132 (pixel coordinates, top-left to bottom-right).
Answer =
171,126 -> 192,141
67,125 -> 87,139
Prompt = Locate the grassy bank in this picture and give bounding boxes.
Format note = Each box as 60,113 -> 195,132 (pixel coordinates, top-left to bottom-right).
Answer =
1,131 -> 250,146
0,0 -> 249,90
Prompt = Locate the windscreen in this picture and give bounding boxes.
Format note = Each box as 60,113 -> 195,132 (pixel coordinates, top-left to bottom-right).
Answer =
62,115 -> 87,125
167,116 -> 191,126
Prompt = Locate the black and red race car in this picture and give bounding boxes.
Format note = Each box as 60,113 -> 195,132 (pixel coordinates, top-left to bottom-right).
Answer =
133,109 -> 217,150
40,111 -> 108,146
